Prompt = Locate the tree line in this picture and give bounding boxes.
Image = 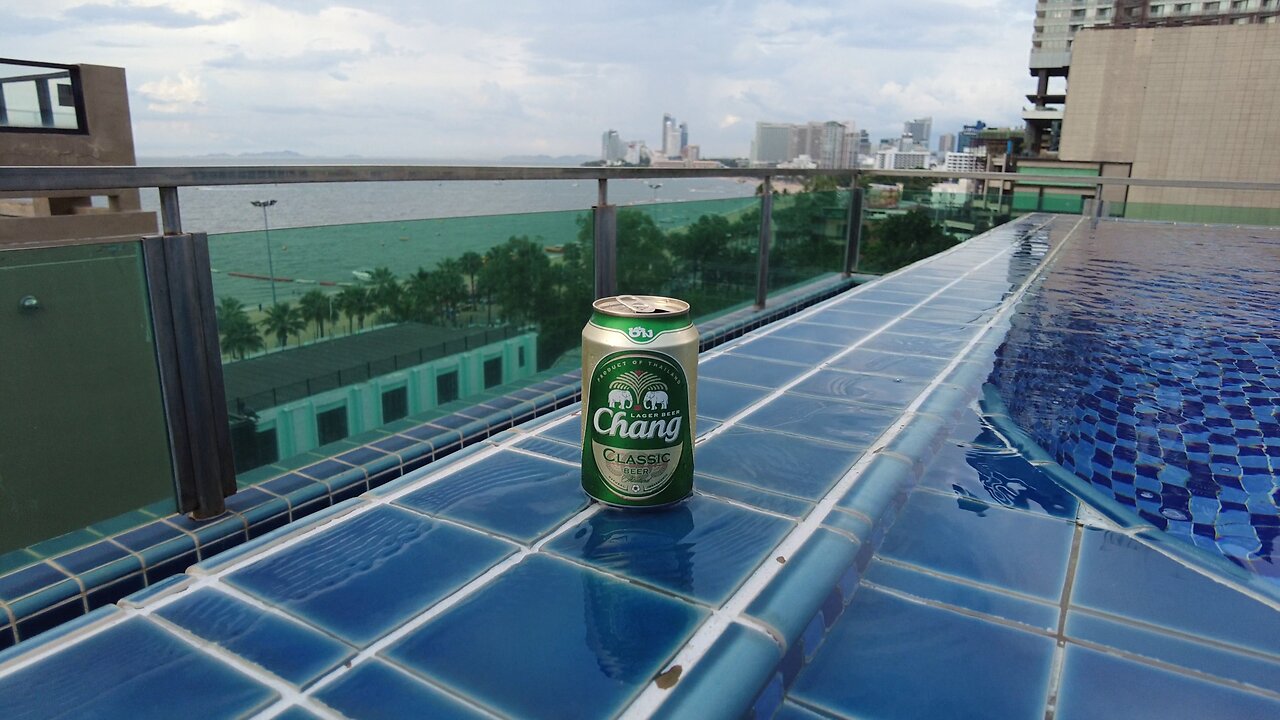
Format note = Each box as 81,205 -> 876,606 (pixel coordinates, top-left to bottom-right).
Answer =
217,193 -> 960,368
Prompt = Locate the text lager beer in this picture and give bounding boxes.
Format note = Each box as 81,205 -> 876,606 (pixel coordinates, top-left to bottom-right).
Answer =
581,295 -> 698,508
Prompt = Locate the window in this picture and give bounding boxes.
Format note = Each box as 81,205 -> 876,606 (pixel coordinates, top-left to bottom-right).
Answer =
1096,6 -> 1111,16
1149,5 -> 1163,15
316,405 -> 348,446
1072,8 -> 1086,17
1230,0 -> 1247,8
483,357 -> 503,389
517,346 -> 526,368
1203,1 -> 1220,11
436,370 -> 459,404
382,386 -> 408,423
1175,3 -> 1191,12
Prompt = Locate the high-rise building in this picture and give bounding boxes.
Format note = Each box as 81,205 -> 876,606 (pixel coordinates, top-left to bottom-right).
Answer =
1025,0 -> 1278,155
943,151 -> 984,174
601,130 -> 627,163
678,122 -> 688,154
956,121 -> 987,153
661,114 -> 682,159
751,122 -> 794,165
903,117 -> 932,146
937,133 -> 956,155
857,130 -> 871,160
874,148 -> 931,170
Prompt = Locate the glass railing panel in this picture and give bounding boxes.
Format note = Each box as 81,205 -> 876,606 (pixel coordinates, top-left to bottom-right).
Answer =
0,242 -> 174,559
613,196 -> 762,324
208,208 -> 592,478
0,61 -> 81,131
768,189 -> 850,292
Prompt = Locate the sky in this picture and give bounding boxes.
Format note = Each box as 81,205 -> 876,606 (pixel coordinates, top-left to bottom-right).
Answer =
3,0 -> 1037,159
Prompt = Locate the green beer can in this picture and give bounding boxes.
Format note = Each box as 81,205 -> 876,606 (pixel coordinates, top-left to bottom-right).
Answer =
581,295 -> 698,508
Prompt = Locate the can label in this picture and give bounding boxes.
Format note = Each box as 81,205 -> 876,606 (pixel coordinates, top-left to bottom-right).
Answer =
584,349 -> 692,501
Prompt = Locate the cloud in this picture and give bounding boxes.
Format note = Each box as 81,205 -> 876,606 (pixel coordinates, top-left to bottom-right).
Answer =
63,2 -> 239,28
138,72 -> 204,113
719,115 -> 742,129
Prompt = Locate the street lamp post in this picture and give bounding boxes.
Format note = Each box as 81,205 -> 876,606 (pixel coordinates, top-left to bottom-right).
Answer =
647,182 -> 663,203
251,199 -> 278,306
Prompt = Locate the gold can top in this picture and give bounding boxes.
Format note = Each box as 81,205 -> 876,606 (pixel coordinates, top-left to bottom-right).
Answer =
592,295 -> 690,318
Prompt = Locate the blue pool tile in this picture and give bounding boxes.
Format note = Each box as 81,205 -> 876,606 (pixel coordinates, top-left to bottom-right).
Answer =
548,495 -> 793,605
0,605 -> 118,664
0,618 -> 276,718
828,348 -> 951,380
791,369 -> 928,409
695,475 -> 814,519
512,435 -> 580,463
1055,645 -> 1280,720
876,489 -> 1075,601
836,454 -> 916,528
746,529 -> 860,645
768,321 -> 864,346
822,507 -> 874,542
0,561 -> 72,602
652,623 -> 781,720
697,378 -> 772,421
539,416 -> 583,446
861,332 -> 968,358
315,660 -> 490,719
731,336 -> 843,366
1070,528 -> 1280,657
774,700 -> 830,720
156,589 -> 354,687
699,354 -> 810,389
227,506 -> 517,646
864,559 -> 1059,631
1065,611 -> 1280,693
695,427 -> 859,500
804,309 -> 888,330
396,452 -> 588,544
738,393 -> 898,449
790,586 -> 1056,720
272,707 -> 323,720
54,540 -> 131,575
920,441 -> 1079,520
385,554 -> 705,720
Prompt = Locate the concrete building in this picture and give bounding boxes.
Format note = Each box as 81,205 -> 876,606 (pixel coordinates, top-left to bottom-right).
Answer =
752,122 -> 799,165
938,133 -> 956,155
1026,0 -> 1280,154
751,120 -> 857,168
662,114 -> 681,159
875,148 -> 931,170
1017,23 -> 1280,219
0,60 -> 156,246
956,121 -> 987,153
943,152 -> 985,174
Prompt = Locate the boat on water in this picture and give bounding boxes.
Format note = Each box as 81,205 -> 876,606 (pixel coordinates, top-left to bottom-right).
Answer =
352,268 -> 374,282
544,245 -> 564,254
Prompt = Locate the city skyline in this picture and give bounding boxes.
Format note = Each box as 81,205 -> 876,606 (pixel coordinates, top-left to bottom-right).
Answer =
3,0 -> 1035,158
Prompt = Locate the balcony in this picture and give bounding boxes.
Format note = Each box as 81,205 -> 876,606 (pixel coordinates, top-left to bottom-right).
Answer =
0,164 -> 1277,718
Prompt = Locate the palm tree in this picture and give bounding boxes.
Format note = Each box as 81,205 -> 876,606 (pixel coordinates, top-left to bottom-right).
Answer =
365,266 -> 403,318
459,251 -> 483,304
216,296 -> 247,328
219,313 -> 264,360
298,290 -> 332,339
336,287 -> 378,331
259,302 -> 306,348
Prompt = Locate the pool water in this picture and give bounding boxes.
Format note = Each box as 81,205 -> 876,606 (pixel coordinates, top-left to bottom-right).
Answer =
991,223 -> 1280,583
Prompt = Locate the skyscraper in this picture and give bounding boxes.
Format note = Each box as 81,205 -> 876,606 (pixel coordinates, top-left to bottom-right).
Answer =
903,117 -> 932,147
601,130 -> 626,163
937,133 -> 956,155
751,122 -> 794,165
679,122 -> 688,154
661,114 -> 682,159
956,121 -> 986,153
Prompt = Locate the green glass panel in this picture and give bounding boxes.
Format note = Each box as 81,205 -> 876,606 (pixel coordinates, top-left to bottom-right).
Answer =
208,209 -> 592,478
615,196 -> 763,324
768,190 -> 849,293
0,242 -> 174,555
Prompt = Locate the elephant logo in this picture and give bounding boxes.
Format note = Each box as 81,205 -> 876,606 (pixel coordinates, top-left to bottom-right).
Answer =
643,390 -> 669,410
608,389 -> 634,409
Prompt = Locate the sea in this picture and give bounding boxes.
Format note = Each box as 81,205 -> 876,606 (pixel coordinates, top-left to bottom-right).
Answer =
137,157 -> 758,307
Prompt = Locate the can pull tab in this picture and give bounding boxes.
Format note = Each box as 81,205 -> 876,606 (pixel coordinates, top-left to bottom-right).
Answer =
616,295 -> 657,313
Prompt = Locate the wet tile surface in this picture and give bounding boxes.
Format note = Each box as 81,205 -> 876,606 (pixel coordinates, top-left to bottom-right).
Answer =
0,618 -> 276,719
695,427 -> 859,500
738,393 -> 898,449
396,451 -> 588,543
384,555 -> 705,720
547,495 -> 794,604
227,506 -> 516,645
315,661 -> 491,719
791,369 -> 928,409
790,587 -> 1056,720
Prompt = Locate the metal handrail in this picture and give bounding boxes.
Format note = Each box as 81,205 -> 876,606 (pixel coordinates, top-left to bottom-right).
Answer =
2,164 -> 1279,193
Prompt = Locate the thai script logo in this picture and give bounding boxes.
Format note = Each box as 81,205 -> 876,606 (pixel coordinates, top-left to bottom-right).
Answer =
628,326 -> 655,340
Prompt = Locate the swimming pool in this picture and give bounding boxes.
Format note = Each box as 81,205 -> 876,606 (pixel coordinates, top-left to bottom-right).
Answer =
989,222 -> 1279,586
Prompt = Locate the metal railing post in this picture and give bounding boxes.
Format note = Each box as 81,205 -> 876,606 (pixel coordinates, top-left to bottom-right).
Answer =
593,178 -> 617,299
1092,182 -> 1105,230
844,185 -> 864,276
755,176 -> 773,309
142,231 -> 236,519
159,187 -> 182,235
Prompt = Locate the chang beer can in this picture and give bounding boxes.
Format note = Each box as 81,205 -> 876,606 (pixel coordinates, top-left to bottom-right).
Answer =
581,295 -> 698,508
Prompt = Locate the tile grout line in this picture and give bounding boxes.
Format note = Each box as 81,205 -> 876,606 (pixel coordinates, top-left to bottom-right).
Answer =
619,216 -> 1080,719
871,555 -> 1061,616
862,581 -> 1057,638
1044,521 -> 1084,720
